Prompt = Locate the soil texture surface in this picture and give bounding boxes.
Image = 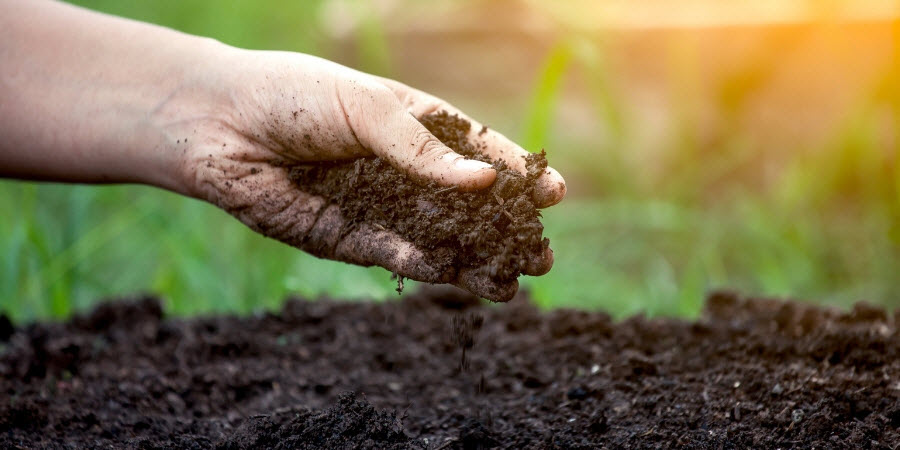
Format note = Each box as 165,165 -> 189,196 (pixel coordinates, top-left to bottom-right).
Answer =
3,289 -> 900,448
289,111 -> 549,287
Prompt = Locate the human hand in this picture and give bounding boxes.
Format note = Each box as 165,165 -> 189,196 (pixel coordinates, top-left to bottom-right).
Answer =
0,1 -> 565,300
165,49 -> 566,301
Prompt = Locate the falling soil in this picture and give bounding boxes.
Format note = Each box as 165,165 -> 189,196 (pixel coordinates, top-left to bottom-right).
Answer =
3,289 -> 900,448
289,111 -> 549,287
451,312 -> 484,371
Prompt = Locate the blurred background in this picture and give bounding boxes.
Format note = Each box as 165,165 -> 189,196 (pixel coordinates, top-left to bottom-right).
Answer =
1,0 -> 898,321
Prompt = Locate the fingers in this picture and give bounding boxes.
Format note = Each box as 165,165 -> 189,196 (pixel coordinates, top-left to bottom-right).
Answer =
197,158 -> 450,282
340,84 -> 496,191
453,118 -> 567,208
468,126 -> 567,208
302,204 -> 344,258
455,269 -> 519,303
451,245 -> 551,300
533,166 -> 567,208
379,79 -> 566,207
337,222 -> 549,300
522,246 -> 554,277
335,222 -> 541,301
334,224 -> 454,284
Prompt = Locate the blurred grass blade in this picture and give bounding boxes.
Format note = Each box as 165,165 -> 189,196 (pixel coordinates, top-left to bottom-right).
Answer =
522,41 -> 572,152
355,6 -> 392,76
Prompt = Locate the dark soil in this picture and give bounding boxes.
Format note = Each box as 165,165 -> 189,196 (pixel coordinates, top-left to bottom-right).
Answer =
3,289 -> 900,448
289,111 -> 549,286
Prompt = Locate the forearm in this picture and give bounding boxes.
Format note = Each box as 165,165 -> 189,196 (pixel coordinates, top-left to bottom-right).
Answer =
0,0 -> 227,192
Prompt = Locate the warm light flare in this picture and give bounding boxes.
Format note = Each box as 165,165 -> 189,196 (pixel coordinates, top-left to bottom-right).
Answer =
526,0 -> 900,29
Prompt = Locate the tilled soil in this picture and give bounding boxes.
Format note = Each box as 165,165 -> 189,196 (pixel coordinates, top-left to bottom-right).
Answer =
2,289 -> 900,449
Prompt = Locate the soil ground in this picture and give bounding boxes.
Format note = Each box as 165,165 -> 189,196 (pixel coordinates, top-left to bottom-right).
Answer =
2,288 -> 900,449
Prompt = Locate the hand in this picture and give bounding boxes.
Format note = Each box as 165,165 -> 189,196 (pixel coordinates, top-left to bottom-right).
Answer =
0,1 -> 565,301
174,50 -> 566,301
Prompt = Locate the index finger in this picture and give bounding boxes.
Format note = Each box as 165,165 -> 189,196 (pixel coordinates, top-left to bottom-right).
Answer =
380,79 -> 567,208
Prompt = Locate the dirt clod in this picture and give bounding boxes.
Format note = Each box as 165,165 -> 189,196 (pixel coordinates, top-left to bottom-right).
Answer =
289,112 -> 549,289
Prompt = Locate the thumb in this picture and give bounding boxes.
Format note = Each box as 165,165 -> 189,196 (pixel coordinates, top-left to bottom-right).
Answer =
348,91 -> 496,191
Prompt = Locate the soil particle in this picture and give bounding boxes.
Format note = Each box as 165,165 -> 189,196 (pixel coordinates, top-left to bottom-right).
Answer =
451,312 -> 484,371
3,289 -> 900,448
289,112 -> 549,289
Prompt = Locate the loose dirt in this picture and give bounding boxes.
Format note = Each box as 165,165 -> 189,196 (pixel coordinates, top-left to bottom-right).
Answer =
2,289 -> 900,448
289,112 -> 549,287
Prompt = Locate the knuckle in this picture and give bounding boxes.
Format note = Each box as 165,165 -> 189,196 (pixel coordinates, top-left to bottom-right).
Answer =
299,204 -> 343,258
335,228 -> 443,282
413,132 -> 450,159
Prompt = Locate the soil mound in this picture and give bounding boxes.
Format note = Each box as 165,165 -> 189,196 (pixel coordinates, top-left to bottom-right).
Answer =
2,289 -> 900,448
289,111 -> 549,287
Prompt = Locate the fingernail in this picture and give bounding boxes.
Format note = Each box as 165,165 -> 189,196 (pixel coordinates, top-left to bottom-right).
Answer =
453,157 -> 493,172
534,167 -> 567,207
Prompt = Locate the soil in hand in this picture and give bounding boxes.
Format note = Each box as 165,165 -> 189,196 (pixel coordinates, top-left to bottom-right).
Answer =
3,289 -> 900,448
289,112 -> 549,290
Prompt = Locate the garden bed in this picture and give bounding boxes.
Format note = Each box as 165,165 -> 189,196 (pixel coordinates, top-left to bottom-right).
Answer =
2,289 -> 899,448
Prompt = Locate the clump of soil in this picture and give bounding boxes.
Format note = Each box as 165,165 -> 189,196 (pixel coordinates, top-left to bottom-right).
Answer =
3,289 -> 900,448
289,111 -> 549,286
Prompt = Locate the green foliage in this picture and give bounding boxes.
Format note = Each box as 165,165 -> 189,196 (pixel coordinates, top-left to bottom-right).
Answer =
514,18 -> 898,318
0,182 -> 400,322
523,194 -> 898,319
522,41 -> 572,152
1,1 -> 897,322
66,0 -> 328,52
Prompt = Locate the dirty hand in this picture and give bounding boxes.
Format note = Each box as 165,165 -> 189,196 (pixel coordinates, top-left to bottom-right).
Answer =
182,50 -> 566,301
0,0 -> 565,301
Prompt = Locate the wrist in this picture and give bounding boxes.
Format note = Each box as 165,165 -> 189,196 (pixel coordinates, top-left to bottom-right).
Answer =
137,38 -> 239,196
0,1 -> 243,193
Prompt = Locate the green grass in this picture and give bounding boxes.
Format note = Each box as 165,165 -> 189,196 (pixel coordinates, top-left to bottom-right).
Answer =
1,1 -> 897,322
0,182 -> 401,322
65,0 -> 329,53
2,173 -> 895,322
